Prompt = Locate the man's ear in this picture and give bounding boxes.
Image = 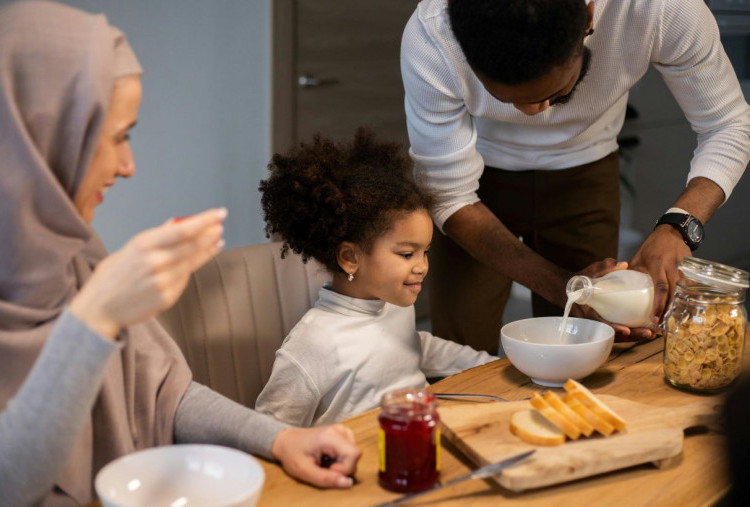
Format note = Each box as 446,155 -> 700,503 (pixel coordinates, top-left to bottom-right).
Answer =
336,241 -> 359,276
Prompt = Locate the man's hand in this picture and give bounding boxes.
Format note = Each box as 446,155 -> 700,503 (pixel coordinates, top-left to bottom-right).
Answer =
568,258 -> 655,341
629,176 -> 724,335
629,225 -> 691,326
271,425 -> 361,489
571,304 -> 655,342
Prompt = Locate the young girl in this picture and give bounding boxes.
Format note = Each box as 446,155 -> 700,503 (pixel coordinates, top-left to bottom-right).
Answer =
255,129 -> 496,427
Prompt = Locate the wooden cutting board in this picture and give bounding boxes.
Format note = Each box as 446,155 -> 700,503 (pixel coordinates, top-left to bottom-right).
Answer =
438,394 -> 719,492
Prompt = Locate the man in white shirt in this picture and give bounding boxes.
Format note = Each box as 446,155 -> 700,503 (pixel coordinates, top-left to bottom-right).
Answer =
401,0 -> 750,353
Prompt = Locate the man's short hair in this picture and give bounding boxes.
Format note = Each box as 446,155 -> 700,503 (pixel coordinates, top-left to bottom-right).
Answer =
447,0 -> 589,85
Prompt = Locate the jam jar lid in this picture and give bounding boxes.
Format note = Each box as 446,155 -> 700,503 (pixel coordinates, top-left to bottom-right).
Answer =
678,256 -> 749,290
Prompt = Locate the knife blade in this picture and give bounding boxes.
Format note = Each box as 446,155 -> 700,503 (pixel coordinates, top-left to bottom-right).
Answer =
376,449 -> 535,506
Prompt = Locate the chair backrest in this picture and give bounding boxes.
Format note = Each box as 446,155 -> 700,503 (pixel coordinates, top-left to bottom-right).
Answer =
158,241 -> 329,408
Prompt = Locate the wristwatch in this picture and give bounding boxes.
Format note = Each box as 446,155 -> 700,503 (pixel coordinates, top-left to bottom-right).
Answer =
654,208 -> 704,251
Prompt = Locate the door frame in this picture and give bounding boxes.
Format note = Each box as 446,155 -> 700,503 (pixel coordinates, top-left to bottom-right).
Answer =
272,0 -> 296,154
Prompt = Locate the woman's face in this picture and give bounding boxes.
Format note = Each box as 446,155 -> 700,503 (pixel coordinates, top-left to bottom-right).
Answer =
74,75 -> 142,223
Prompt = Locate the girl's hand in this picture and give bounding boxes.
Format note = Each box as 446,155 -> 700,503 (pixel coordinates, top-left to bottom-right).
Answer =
271,424 -> 361,489
69,208 -> 227,339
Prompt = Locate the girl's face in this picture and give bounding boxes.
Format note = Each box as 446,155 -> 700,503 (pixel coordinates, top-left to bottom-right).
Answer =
74,75 -> 142,223
350,209 -> 432,307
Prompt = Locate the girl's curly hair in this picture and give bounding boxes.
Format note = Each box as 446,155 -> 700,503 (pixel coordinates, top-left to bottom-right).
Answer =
259,128 -> 434,273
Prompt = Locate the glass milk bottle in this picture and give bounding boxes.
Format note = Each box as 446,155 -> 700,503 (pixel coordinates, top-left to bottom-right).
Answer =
663,257 -> 749,393
566,270 -> 655,328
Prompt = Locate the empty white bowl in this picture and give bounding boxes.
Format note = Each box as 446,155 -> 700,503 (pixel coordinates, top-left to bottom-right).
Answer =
95,444 -> 264,507
501,317 -> 615,387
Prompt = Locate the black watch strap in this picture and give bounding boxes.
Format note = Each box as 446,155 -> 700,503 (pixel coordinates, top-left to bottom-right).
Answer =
654,212 -> 704,251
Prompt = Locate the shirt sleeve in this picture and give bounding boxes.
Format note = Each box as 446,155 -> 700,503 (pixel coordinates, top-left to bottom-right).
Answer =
418,330 -> 497,377
254,349 -> 321,428
173,382 -> 289,460
0,310 -> 120,507
653,0 -> 750,200
401,10 -> 484,231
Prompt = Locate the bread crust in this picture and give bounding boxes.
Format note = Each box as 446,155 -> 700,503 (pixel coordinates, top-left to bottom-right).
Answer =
564,379 -> 627,432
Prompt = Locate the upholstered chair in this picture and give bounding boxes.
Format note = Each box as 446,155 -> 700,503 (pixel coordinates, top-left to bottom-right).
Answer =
158,242 -> 329,408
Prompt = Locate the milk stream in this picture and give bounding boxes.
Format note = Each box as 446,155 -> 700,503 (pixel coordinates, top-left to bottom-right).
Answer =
559,289 -> 585,343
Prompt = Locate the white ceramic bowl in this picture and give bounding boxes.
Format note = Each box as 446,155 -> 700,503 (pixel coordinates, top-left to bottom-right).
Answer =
501,317 -> 615,387
95,444 -> 264,507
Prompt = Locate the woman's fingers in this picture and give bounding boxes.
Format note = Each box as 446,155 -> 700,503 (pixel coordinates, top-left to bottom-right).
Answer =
70,208 -> 227,336
139,222 -> 224,273
140,207 -> 228,249
331,424 -> 356,444
296,463 -> 354,489
272,426 -> 361,489
316,427 -> 361,478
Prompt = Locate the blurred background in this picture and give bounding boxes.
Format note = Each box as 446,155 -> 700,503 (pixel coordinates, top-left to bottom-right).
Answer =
33,0 -> 750,322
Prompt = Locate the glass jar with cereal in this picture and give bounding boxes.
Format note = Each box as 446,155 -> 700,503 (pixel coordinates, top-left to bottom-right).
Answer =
663,257 -> 749,393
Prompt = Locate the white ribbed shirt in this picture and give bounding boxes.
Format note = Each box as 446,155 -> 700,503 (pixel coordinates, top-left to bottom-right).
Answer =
401,0 -> 750,229
254,286 -> 496,427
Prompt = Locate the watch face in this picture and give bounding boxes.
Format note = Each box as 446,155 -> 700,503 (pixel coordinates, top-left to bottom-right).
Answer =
686,219 -> 703,244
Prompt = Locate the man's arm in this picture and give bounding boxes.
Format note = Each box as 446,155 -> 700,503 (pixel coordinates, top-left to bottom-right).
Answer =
443,202 -> 572,307
631,0 -> 749,322
630,177 -> 725,321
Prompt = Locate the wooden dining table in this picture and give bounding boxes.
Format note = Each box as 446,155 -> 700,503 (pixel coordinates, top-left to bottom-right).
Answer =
257,335 -> 740,506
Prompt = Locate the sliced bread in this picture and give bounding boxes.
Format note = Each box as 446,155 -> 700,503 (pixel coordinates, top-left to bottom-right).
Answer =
564,379 -> 627,432
563,393 -> 615,437
510,409 -> 566,446
543,390 -> 595,437
530,392 -> 581,439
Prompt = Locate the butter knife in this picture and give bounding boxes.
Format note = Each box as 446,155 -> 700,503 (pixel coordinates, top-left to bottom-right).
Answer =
376,449 -> 535,506
434,392 -> 509,402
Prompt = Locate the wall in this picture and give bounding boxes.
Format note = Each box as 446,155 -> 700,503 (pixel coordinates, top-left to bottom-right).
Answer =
57,0 -> 272,251
622,68 -> 750,272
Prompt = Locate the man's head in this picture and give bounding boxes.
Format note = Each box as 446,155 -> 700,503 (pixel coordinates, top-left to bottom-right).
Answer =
448,0 -> 594,115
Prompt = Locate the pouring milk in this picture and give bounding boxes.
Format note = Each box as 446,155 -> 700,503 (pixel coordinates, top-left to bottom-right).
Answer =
559,270 -> 654,342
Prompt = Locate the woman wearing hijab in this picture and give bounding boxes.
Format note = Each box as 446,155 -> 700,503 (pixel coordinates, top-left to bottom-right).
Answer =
0,2 -> 360,504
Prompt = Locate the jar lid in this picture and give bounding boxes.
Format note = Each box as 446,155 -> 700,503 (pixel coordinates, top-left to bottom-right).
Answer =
679,256 -> 749,290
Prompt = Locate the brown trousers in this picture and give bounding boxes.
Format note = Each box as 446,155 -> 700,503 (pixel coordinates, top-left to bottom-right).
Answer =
429,152 -> 621,354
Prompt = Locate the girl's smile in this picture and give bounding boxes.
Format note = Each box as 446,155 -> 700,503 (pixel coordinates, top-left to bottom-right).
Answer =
334,209 -> 433,307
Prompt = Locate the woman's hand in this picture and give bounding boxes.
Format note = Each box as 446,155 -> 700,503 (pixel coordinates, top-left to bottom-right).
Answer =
271,424 -> 361,489
69,208 -> 227,339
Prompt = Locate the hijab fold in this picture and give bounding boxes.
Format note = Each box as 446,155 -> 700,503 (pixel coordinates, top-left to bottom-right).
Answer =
0,2 -> 192,504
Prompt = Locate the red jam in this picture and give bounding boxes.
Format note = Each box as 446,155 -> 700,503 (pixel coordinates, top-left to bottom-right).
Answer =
378,388 -> 440,492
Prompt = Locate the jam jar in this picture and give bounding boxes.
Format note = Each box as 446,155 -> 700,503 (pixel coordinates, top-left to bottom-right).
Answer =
378,388 -> 440,492
663,257 -> 749,393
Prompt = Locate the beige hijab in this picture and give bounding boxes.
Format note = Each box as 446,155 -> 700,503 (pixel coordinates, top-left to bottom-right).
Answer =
0,2 -> 192,504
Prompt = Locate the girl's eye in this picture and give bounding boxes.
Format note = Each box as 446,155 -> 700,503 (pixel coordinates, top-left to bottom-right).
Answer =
399,252 -> 414,259
424,249 -> 430,256
118,133 -> 131,143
